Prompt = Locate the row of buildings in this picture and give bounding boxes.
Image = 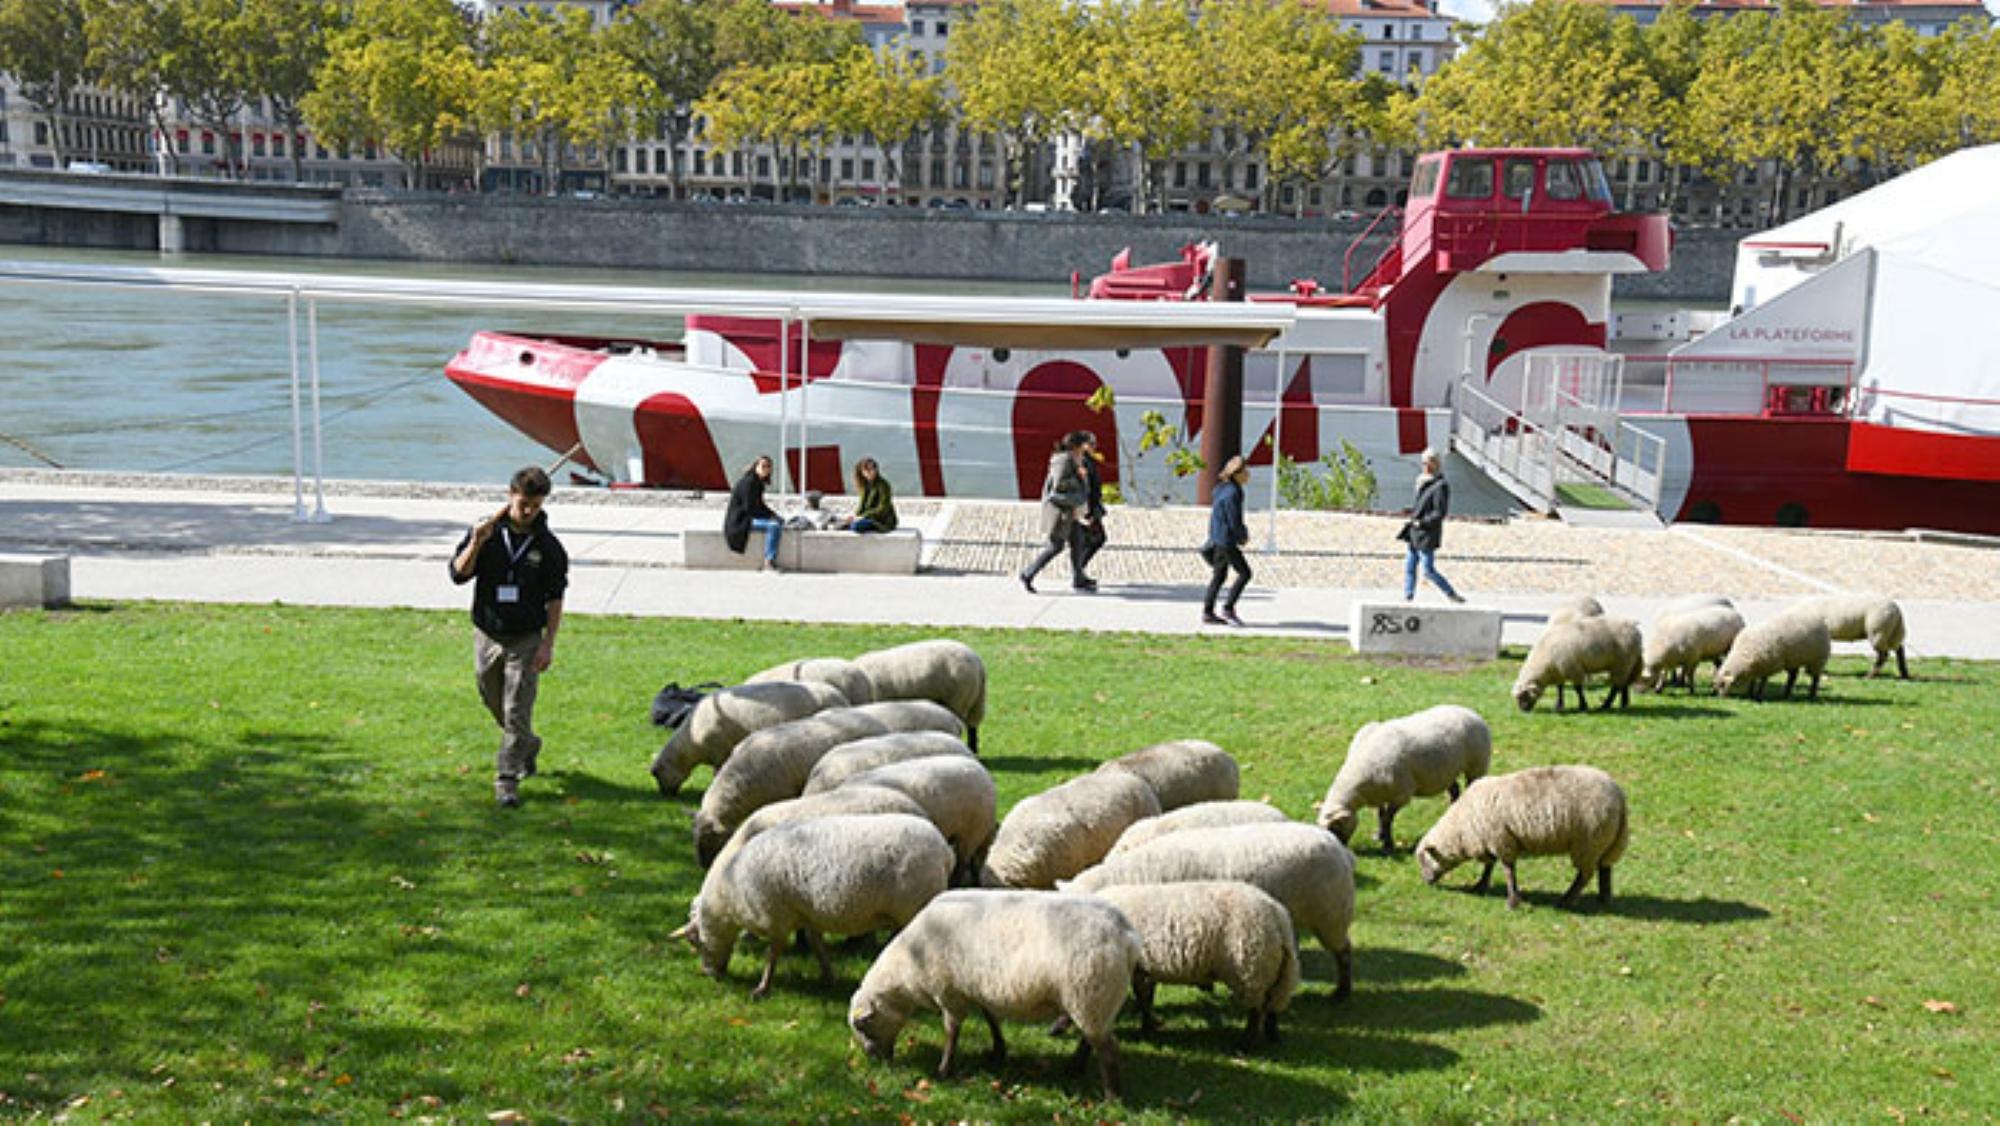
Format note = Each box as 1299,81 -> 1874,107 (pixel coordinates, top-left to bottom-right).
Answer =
2,0 -> 1993,225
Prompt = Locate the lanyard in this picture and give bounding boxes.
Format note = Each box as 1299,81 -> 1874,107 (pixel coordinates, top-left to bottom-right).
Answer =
499,527 -> 534,580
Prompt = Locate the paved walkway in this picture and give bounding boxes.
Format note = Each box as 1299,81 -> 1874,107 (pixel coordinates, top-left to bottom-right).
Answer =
4,468 -> 1997,659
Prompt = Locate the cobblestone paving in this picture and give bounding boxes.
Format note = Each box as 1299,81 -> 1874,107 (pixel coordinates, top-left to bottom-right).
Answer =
928,501 -> 2000,599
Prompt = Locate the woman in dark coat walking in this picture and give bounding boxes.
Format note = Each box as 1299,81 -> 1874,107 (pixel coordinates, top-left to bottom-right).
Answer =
1019,432 -> 1089,594
1402,448 -> 1464,602
1201,454 -> 1253,627
724,455 -> 784,571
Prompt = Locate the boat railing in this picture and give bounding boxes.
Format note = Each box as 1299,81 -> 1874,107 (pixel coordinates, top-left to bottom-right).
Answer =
1545,386 -> 1667,513
1451,379 -> 1556,512
1614,354 -> 1856,417
1341,205 -> 1405,293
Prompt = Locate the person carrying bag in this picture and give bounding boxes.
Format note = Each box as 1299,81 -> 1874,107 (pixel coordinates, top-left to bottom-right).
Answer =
1019,431 -> 1089,594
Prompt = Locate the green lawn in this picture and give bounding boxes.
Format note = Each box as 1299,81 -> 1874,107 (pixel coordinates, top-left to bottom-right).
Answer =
1554,481 -> 1633,511
1,603 -> 1994,1121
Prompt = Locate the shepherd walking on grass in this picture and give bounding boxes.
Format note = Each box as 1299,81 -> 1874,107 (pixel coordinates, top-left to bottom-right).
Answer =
450,466 -> 569,808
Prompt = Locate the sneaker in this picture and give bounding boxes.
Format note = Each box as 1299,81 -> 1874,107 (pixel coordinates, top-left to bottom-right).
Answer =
1447,592 -> 1467,604
495,777 -> 521,808
1202,611 -> 1226,625
760,559 -> 779,573
1222,609 -> 1246,628
1019,573 -> 1037,595
1071,577 -> 1098,592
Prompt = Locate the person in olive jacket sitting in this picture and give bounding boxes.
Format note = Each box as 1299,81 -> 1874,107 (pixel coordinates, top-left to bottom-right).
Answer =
840,457 -> 898,533
724,455 -> 784,571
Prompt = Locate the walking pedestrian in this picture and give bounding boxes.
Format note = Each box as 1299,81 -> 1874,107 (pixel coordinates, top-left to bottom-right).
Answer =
724,455 -> 784,571
839,457 -> 898,533
1201,454 -> 1253,627
1068,431 -> 1106,591
449,466 -> 569,808
1401,448 -> 1465,603
1019,431 -> 1089,594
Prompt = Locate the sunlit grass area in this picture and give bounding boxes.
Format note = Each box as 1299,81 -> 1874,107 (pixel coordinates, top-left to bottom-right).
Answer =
1,603 -> 1994,1120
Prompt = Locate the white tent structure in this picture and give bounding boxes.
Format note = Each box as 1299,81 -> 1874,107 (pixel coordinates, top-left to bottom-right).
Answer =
1699,144 -> 2000,440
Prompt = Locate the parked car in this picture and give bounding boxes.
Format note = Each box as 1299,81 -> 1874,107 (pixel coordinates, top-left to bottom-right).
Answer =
66,161 -> 112,175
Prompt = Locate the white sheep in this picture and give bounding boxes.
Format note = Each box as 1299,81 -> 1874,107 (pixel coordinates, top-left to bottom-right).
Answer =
802,731 -> 974,795
707,784 -> 930,873
1714,610 -> 1833,701
1065,822 -> 1356,999
1107,800 -> 1292,858
848,889 -> 1142,1100
1415,765 -> 1629,910
1513,616 -> 1645,713
692,707 -> 892,866
1315,704 -> 1492,852
676,814 -> 953,998
745,656 -> 877,705
1096,739 -> 1240,810
650,680 -> 850,796
839,755 -> 999,884
1087,881 -> 1300,1046
852,639 -> 987,753
848,699 -> 965,740
1663,594 -> 1735,615
1547,595 -> 1605,627
1798,594 -> 1909,679
978,771 -> 1162,890
1642,604 -> 1746,693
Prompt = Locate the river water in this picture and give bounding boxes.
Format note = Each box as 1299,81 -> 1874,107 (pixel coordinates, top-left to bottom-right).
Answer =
0,245 -> 1057,485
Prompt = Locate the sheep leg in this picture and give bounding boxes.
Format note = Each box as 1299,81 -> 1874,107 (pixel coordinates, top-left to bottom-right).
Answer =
983,1007 -> 1008,1064
1376,805 -> 1400,853
1782,668 -> 1800,698
968,726 -> 980,756
1133,970 -> 1160,1033
936,1009 -> 964,1078
1569,683 -> 1588,715
1504,861 -> 1523,910
1896,646 -> 1909,679
752,933 -> 787,1000
1089,1034 -> 1123,1101
1333,944 -> 1353,1001
1808,667 -> 1822,700
1471,856 -> 1496,893
1263,1009 -> 1282,1042
1598,864 -> 1614,904
1242,1007 -> 1265,1049
1559,867 -> 1591,908
1447,781 -> 1461,802
1554,684 -> 1568,712
803,928 -> 834,983
1869,649 -> 1887,678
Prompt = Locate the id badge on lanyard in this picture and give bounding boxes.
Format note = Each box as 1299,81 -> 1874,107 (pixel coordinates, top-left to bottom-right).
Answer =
498,527 -> 532,604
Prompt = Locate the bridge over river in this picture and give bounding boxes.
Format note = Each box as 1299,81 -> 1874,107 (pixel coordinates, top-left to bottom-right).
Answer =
0,169 -> 341,254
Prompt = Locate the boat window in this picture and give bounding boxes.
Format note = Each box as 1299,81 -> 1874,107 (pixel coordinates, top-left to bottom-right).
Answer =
1444,157 -> 1494,199
1409,157 -> 1440,200
1502,158 -> 1536,200
1583,159 -> 1614,204
1546,160 -> 1583,201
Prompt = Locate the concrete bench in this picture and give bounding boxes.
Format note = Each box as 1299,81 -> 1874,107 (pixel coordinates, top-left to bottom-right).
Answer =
1349,601 -> 1501,659
0,553 -> 72,609
683,528 -> 921,575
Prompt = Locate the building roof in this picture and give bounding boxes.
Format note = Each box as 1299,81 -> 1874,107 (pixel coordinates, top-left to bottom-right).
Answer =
1572,0 -> 1989,12
1310,0 -> 1449,18
774,0 -> 909,23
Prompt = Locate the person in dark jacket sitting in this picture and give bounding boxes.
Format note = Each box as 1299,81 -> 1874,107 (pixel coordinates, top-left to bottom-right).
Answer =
724,455 -> 784,571
839,457 -> 898,533
1201,454 -> 1253,627
1402,448 -> 1465,602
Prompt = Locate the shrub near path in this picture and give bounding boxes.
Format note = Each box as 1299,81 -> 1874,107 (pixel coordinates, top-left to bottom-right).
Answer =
0,603 -> 1994,1121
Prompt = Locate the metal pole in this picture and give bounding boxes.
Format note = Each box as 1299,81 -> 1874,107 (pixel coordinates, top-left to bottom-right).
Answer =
777,311 -> 792,498
287,288 -> 307,522
306,297 -> 330,523
799,315 -> 811,498
1266,347 -> 1285,551
1196,257 -> 1246,504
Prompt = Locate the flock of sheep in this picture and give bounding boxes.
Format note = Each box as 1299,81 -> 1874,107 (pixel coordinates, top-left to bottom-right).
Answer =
647,594 -> 1911,1102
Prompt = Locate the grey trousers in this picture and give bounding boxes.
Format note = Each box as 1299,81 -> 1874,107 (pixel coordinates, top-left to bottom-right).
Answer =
475,628 -> 544,781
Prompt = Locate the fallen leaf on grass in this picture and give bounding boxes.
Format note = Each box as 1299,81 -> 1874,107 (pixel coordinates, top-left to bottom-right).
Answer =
1862,813 -> 1880,824
1862,996 -> 1885,1008
78,770 -> 107,782
561,1048 -> 592,1065
334,1074 -> 353,1087
514,984 -> 532,999
1777,1109 -> 1803,1125
391,876 -> 417,891
486,1111 -> 523,1123
1934,1068 -> 1955,1080
1922,999 -> 1959,1014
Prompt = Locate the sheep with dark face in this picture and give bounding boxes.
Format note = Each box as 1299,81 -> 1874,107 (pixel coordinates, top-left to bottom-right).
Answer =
1415,765 -> 1629,911
1513,617 -> 1644,713
1714,611 -> 1832,702
650,680 -> 849,796
849,890 -> 1141,1101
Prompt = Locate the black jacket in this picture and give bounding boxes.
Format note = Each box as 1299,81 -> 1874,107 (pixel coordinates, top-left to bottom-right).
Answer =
723,470 -> 778,553
450,513 -> 568,638
1408,476 -> 1451,553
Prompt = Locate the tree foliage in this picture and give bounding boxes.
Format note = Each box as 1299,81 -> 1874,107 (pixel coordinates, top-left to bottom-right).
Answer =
303,0 -> 478,189
0,0 -> 91,167
948,0 -> 1094,207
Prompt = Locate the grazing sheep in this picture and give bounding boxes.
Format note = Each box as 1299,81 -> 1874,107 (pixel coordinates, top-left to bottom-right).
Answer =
848,699 -> 965,740
803,731 -> 975,795
978,772 -> 1162,890
1798,594 -> 1909,679
692,708 -> 892,866
677,814 -> 953,998
1641,604 -> 1746,694
1087,881 -> 1300,1046
1066,823 -> 1356,999
1315,704 -> 1492,852
1663,594 -> 1735,615
707,785 -> 930,873
1096,740 -> 1240,811
1547,595 -> 1605,627
650,680 -> 850,796
839,756 -> 999,883
1715,611 -> 1833,702
1513,616 -> 1644,713
1107,800 -> 1293,858
848,889 -> 1142,1100
1415,765 -> 1629,911
746,656 -> 876,706
852,640 -> 987,753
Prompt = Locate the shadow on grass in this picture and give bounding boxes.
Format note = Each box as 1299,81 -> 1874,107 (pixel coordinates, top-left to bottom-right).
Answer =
1423,880 -> 1769,924
557,768 -> 666,805
976,754 -> 1100,773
